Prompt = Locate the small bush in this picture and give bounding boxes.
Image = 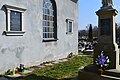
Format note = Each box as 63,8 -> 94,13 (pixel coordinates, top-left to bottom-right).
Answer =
5,69 -> 13,75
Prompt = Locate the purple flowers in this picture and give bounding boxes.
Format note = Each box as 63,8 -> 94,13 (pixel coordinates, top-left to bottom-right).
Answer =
96,51 -> 110,68
20,64 -> 24,67
18,64 -> 25,72
98,52 -> 106,66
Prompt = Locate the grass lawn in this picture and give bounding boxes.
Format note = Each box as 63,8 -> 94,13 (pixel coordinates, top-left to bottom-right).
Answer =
8,55 -> 93,80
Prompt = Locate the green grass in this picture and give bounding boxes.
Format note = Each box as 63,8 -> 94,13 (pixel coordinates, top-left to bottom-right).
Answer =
8,55 -> 93,80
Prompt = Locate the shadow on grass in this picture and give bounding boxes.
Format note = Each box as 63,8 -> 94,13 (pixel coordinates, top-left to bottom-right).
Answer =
7,74 -> 56,80
7,74 -> 78,80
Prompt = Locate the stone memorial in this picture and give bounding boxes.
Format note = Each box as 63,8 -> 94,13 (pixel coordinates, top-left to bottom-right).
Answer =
79,0 -> 120,79
102,0 -> 113,8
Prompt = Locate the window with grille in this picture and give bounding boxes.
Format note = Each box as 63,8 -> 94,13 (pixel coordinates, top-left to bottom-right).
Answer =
43,0 -> 57,41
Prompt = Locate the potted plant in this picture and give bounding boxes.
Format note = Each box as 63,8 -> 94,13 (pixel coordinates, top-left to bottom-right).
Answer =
95,51 -> 110,75
13,64 -> 26,75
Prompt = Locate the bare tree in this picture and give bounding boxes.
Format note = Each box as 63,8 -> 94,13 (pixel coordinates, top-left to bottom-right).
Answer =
78,30 -> 87,38
93,26 -> 98,37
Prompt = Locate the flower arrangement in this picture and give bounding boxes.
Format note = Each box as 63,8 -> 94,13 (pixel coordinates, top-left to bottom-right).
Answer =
13,64 -> 26,74
95,51 -> 110,75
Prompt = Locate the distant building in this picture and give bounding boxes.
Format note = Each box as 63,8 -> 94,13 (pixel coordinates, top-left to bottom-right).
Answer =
0,0 -> 78,73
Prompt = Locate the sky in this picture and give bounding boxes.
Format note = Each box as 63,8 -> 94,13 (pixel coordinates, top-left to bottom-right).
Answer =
78,0 -> 120,30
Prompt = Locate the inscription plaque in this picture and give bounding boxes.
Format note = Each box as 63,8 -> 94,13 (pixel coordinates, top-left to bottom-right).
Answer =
100,18 -> 111,35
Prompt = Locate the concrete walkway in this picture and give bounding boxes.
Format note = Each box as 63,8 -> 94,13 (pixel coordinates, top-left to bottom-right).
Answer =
0,77 -> 8,80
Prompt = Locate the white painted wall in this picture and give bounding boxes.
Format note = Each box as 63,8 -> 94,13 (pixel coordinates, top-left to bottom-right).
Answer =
0,0 -> 78,73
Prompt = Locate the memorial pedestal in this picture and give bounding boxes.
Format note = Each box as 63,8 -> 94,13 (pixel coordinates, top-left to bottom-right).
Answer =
94,8 -> 119,70
78,5 -> 120,80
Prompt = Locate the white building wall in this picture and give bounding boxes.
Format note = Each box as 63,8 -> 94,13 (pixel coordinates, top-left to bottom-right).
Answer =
0,0 -> 78,73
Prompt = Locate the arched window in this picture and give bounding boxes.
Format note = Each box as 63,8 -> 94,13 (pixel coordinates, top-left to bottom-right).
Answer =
43,0 -> 57,41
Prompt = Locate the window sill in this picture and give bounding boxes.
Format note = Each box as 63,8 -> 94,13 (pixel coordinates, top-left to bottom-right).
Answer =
66,32 -> 73,34
4,31 -> 25,36
43,38 -> 58,42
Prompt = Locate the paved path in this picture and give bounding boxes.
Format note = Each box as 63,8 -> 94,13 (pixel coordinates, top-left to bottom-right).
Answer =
0,77 -> 8,80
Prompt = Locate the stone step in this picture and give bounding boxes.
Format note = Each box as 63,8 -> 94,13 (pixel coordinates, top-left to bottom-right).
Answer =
104,69 -> 120,78
101,75 -> 120,80
78,69 -> 120,80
